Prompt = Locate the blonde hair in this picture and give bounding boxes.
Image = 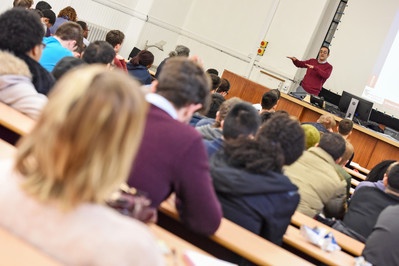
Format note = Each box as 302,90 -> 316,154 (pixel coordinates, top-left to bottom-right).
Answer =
15,65 -> 148,210
317,113 -> 336,130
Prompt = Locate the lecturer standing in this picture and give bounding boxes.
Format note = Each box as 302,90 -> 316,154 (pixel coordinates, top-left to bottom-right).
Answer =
288,46 -> 333,96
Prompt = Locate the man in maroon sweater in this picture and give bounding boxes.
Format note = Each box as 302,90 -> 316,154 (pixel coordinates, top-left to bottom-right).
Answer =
127,57 -> 222,235
288,46 -> 333,96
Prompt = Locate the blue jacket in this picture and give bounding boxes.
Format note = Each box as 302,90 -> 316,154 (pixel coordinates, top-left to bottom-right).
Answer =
126,63 -> 152,85
210,151 -> 300,245
39,36 -> 73,72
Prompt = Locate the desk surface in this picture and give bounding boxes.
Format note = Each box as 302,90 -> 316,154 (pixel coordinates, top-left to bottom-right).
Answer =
0,226 -> 60,266
149,224 -> 217,266
159,201 -> 313,266
0,139 -> 16,159
0,102 -> 35,136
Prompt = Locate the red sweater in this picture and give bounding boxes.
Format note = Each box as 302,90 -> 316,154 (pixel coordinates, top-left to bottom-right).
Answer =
294,58 -> 333,95
127,105 -> 222,235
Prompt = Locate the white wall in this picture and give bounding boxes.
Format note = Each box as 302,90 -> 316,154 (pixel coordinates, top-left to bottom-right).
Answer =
325,0 -> 399,117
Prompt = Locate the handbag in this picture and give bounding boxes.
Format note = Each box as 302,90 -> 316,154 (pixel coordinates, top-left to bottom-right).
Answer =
106,183 -> 157,224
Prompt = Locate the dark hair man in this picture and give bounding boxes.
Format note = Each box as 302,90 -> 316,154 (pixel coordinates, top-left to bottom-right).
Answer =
288,46 -> 333,96
0,8 -> 55,95
82,41 -> 115,66
127,57 -> 222,236
105,29 -> 127,72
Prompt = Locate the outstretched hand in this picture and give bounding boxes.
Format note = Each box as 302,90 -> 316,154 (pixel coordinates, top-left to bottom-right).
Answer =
305,64 -> 314,69
287,56 -> 297,61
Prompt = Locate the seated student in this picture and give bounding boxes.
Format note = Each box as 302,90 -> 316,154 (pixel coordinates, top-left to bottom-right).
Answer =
209,73 -> 221,93
338,118 -> 355,167
13,0 -> 33,8
0,65 -> 163,265
0,8 -> 55,95
82,41 -> 116,66
105,30 -> 127,72
0,50 -> 47,119
51,56 -> 85,81
40,21 -> 83,72
76,20 -> 90,48
214,78 -> 231,98
211,112 -> 305,245
204,100 -> 259,158
41,9 -> 56,37
49,6 -> 77,35
194,94 -> 226,135
301,124 -> 320,150
35,1 -> 52,11
127,57 -> 222,235
253,89 -> 280,113
284,132 -> 347,218
355,160 -> 397,193
155,45 -> 190,79
127,50 -> 155,85
362,204 -> 399,266
335,141 -> 354,199
341,162 -> 399,241
302,113 -> 336,133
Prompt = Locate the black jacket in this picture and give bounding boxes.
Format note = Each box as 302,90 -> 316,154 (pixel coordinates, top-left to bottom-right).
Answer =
210,152 -> 300,245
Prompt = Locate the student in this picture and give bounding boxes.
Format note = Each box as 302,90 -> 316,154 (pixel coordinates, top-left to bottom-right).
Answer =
0,65 -> 163,266
49,6 -> 78,35
362,205 -> 399,266
0,50 -> 47,119
127,57 -> 222,235
204,100 -> 259,158
155,45 -> 190,79
105,29 -> 127,72
82,41 -> 115,66
40,21 -> 83,72
342,162 -> 399,240
127,50 -> 155,85
0,8 -> 55,95
285,132 -> 347,218
355,160 -> 397,192
211,112 -> 305,245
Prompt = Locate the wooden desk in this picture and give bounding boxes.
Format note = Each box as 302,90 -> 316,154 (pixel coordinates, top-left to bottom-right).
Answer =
159,201 -> 313,266
290,211 -> 365,257
0,226 -> 60,266
0,102 -> 34,136
283,226 -> 355,266
149,224 -> 217,266
0,139 -> 16,159
222,70 -> 399,169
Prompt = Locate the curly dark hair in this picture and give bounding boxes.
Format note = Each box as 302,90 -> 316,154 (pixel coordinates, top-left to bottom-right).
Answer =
0,8 -> 44,55
224,112 -> 303,174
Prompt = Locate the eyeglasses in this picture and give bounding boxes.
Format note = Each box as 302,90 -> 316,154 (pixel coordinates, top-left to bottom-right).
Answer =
319,50 -> 328,55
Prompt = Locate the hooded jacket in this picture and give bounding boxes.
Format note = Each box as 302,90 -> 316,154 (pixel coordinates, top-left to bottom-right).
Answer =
0,51 -> 47,120
126,63 -> 152,85
210,152 -> 300,245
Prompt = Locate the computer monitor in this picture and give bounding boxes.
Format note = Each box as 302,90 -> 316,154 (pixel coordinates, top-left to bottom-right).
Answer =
338,91 -> 374,122
128,47 -> 141,60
